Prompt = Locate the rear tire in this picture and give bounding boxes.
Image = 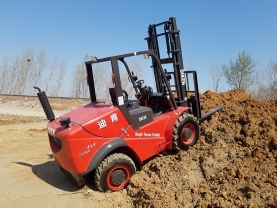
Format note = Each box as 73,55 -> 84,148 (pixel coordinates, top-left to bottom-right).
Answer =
94,153 -> 136,192
172,113 -> 199,151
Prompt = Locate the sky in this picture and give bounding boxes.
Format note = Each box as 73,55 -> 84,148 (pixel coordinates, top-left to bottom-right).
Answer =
1,0 -> 277,93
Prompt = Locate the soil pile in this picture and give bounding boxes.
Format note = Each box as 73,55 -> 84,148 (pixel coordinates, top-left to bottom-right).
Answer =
127,89 -> 277,207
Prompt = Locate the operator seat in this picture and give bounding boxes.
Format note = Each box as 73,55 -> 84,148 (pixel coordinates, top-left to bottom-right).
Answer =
109,87 -> 154,127
108,87 -> 140,110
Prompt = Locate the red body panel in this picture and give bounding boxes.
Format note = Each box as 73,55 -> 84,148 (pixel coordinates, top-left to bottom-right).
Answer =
47,102 -> 190,175
49,119 -> 123,174
61,103 -> 129,137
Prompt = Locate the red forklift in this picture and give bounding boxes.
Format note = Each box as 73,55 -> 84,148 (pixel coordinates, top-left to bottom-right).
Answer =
34,17 -> 223,192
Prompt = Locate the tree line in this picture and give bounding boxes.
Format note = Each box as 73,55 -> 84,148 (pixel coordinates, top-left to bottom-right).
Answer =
1,48 -> 277,100
0,47 -> 66,96
210,51 -> 277,100
0,48 -> 144,98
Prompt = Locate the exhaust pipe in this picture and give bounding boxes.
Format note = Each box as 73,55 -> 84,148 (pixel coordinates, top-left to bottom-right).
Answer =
33,86 -> 55,121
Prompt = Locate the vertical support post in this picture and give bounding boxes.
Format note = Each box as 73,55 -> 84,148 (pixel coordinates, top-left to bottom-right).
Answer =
111,58 -> 139,130
86,63 -> 96,102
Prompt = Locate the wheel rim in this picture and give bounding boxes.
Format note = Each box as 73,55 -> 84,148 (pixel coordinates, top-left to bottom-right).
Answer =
181,123 -> 196,144
107,165 -> 131,191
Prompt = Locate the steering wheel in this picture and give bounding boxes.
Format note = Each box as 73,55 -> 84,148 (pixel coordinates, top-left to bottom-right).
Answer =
122,90 -> 128,103
135,80 -> 144,89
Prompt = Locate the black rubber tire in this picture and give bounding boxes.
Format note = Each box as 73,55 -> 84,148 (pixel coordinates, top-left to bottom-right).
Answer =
94,153 -> 136,192
172,113 -> 200,151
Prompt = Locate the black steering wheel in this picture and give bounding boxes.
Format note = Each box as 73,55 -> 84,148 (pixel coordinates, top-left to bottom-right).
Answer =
135,80 -> 144,89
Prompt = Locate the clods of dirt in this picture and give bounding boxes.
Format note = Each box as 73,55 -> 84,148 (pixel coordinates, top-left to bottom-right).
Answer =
127,89 -> 277,207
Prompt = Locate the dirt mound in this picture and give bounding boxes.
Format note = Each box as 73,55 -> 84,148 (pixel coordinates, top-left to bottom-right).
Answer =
127,89 -> 277,207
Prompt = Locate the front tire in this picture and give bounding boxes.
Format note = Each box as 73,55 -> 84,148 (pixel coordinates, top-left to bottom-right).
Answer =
172,113 -> 199,151
94,153 -> 136,192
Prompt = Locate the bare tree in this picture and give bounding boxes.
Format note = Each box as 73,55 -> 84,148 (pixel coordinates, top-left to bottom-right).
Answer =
71,65 -> 83,98
248,69 -> 262,98
16,47 -> 34,94
0,55 -> 10,93
210,63 -> 222,92
10,56 -> 22,94
52,61 -> 67,96
33,50 -> 48,88
71,54 -> 91,98
93,63 -> 111,100
0,48 -> 70,96
263,61 -> 277,100
247,60 -> 277,100
44,56 -> 58,95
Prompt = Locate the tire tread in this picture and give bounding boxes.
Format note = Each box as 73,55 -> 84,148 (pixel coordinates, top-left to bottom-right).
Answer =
94,153 -> 135,192
172,113 -> 199,151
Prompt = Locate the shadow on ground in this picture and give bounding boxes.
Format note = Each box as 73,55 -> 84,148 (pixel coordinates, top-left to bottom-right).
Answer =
15,159 -> 83,192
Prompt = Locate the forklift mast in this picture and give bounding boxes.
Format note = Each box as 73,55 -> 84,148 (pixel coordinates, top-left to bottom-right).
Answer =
84,17 -> 223,121
146,17 -> 201,118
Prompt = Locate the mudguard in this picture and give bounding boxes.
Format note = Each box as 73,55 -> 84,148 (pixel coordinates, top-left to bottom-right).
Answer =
83,138 -> 128,175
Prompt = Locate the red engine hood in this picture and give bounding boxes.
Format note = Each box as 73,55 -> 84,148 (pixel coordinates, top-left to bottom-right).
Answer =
60,103 -> 112,125
57,102 -> 129,137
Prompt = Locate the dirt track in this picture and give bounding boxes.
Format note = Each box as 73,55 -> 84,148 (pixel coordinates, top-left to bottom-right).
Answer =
0,96 -> 132,208
0,91 -> 277,207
